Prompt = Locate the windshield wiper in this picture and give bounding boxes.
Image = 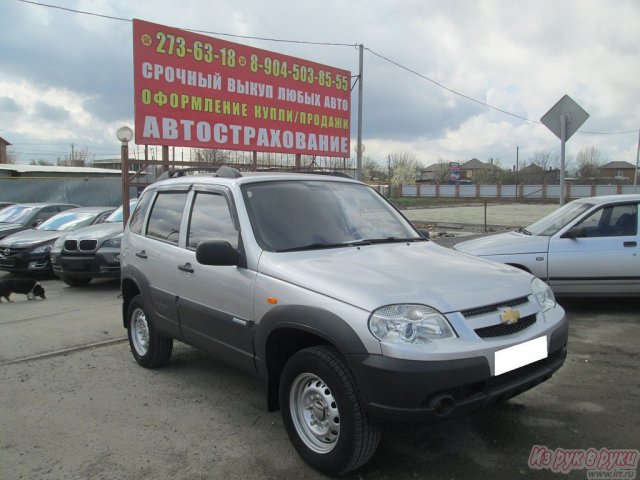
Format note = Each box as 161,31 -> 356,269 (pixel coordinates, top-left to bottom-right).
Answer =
517,227 -> 532,235
276,239 -> 371,253
364,236 -> 425,244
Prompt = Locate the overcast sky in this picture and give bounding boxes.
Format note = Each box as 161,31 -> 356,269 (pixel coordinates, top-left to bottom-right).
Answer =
1,0 -> 639,170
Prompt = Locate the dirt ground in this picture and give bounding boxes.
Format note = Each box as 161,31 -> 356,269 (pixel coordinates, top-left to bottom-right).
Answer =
0,276 -> 638,480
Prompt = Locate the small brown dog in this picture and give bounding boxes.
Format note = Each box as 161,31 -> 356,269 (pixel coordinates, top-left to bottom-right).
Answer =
0,278 -> 46,302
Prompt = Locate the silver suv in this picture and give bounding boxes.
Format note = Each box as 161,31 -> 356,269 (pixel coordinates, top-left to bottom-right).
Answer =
120,168 -> 568,475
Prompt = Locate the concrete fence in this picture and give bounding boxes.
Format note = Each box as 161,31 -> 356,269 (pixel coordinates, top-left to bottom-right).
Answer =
400,183 -> 637,200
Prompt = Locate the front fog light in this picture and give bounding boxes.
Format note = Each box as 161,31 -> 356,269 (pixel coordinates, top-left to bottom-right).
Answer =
532,277 -> 556,312
369,304 -> 456,344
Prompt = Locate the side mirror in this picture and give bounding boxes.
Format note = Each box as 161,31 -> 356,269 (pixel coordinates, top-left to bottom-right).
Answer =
562,226 -> 586,239
417,228 -> 430,239
32,219 -> 44,227
196,240 -> 239,266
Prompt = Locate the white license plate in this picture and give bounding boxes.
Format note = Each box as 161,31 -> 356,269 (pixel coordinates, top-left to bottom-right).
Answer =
494,336 -> 548,376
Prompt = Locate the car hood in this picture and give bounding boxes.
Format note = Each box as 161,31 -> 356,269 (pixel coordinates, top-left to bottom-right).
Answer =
0,223 -> 25,236
0,229 -> 62,248
63,222 -> 123,240
258,241 -> 534,313
454,231 -> 550,256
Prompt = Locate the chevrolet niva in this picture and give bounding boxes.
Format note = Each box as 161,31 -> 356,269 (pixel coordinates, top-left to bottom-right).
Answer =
120,167 -> 568,475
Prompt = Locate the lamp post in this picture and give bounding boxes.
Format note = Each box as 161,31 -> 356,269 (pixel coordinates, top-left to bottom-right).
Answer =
116,126 -> 133,225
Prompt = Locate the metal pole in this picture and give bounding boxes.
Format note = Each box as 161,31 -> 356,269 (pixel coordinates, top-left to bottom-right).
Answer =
356,44 -> 364,181
560,114 -> 566,206
121,141 -> 130,225
634,129 -> 639,193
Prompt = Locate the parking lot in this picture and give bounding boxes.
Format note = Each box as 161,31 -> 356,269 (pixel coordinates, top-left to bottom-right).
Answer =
1,272 -> 638,480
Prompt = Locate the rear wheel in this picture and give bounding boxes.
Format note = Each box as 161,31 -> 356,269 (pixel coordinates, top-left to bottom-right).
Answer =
62,275 -> 92,287
127,294 -> 173,368
279,346 -> 380,475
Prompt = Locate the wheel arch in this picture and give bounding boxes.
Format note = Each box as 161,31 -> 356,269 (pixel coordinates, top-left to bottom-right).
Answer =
121,275 -> 141,328
255,305 -> 368,412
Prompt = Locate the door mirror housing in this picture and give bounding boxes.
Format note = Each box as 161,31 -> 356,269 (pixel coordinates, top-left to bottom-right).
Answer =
196,240 -> 239,266
562,226 -> 586,239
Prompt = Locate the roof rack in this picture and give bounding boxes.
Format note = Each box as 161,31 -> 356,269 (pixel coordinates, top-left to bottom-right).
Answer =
297,170 -> 353,179
155,165 -> 242,182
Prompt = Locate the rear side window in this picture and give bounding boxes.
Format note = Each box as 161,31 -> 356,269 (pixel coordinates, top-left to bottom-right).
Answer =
129,191 -> 154,235
146,192 -> 188,244
187,192 -> 238,249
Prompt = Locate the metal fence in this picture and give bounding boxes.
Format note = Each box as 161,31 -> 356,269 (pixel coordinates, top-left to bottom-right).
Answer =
0,177 -> 135,206
401,183 -> 637,200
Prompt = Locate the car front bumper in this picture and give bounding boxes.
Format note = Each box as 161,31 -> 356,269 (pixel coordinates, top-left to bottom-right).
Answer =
0,252 -> 51,274
349,317 -> 569,422
53,249 -> 121,279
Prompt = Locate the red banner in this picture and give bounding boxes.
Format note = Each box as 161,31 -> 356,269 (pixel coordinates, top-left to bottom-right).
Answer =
133,19 -> 351,157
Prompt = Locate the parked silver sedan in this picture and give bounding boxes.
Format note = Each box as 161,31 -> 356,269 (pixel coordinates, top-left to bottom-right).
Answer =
454,194 -> 639,297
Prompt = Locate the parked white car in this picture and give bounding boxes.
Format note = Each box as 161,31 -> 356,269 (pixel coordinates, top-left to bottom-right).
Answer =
454,194 -> 640,297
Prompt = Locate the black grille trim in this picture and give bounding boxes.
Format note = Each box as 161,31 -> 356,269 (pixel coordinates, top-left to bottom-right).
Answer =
475,314 -> 536,338
79,240 -> 98,251
461,296 -> 529,318
64,240 -> 78,251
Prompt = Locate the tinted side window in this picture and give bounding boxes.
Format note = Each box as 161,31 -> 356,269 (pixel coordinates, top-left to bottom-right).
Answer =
146,192 -> 188,244
187,192 -> 238,249
577,204 -> 638,237
129,191 -> 154,235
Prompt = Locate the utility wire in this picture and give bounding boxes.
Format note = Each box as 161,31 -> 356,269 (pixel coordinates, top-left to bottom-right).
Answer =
14,0 -> 640,137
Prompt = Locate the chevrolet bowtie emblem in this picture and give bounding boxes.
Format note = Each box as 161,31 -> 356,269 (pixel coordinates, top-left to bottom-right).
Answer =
499,307 -> 521,325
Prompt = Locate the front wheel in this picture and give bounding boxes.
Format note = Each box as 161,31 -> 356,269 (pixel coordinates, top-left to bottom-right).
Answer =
279,346 -> 380,475
127,294 -> 173,368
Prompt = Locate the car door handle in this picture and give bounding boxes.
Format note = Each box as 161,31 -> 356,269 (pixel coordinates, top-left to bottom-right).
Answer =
135,250 -> 147,259
623,241 -> 637,247
178,263 -> 194,273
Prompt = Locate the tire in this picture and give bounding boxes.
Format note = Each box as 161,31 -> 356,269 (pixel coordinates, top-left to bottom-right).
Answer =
127,294 -> 173,368
279,345 -> 380,475
62,275 -> 92,287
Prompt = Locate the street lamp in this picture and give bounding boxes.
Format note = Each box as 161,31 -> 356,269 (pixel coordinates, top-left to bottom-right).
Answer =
116,126 -> 133,225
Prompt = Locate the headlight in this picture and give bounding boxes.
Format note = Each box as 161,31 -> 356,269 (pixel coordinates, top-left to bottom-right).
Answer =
31,242 -> 54,254
369,304 -> 457,344
101,236 -> 122,249
51,237 -> 65,254
532,277 -> 556,312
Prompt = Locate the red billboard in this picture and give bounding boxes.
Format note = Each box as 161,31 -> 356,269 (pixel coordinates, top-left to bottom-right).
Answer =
133,19 -> 351,157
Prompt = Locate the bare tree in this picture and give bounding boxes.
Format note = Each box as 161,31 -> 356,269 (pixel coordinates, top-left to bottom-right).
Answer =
361,155 -> 382,181
527,150 -> 560,171
58,147 -> 95,167
30,159 -> 54,166
194,148 -> 231,164
5,152 -> 17,164
574,147 -> 604,180
389,151 -> 423,187
431,158 -> 452,183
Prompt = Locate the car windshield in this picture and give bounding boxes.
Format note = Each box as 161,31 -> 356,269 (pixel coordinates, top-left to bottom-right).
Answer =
242,180 -> 422,252
0,206 -> 35,224
525,201 -> 594,236
105,199 -> 138,223
36,212 -> 99,232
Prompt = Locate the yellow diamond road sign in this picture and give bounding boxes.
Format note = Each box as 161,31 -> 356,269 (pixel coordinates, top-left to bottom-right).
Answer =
540,95 -> 589,141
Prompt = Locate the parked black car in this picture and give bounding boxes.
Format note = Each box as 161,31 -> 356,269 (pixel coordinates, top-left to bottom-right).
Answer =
51,200 -> 138,286
0,206 -> 114,275
0,203 -> 79,240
